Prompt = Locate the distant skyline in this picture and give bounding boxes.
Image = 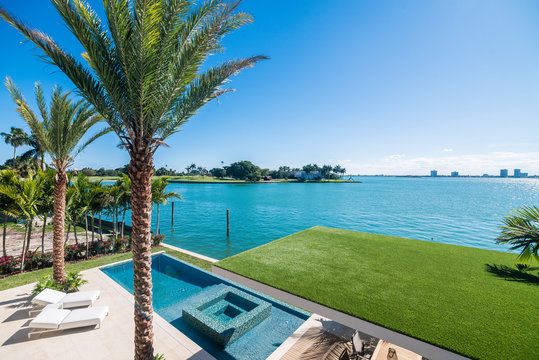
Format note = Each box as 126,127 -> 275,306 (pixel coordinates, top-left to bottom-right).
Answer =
1,0 -> 539,175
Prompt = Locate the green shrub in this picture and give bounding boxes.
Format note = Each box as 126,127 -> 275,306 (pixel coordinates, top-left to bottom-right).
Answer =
154,354 -> 166,360
32,271 -> 87,294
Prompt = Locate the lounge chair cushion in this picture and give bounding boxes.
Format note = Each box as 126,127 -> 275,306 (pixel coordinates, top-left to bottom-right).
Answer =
32,288 -> 66,306
58,306 -> 109,330
61,291 -> 100,308
30,309 -> 70,329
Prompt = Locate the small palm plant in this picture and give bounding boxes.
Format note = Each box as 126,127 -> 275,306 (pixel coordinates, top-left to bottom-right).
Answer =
496,206 -> 539,264
5,79 -> 107,283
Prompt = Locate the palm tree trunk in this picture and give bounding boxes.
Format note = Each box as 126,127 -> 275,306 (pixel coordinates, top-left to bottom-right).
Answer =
99,212 -> 103,241
20,222 -> 28,272
121,210 -> 126,238
156,204 -> 160,235
26,217 -> 33,252
91,215 -> 95,243
85,215 -> 89,259
2,214 -> 7,258
129,153 -> 154,360
73,223 -> 78,244
53,171 -> 67,283
41,214 -> 47,252
12,146 -> 16,169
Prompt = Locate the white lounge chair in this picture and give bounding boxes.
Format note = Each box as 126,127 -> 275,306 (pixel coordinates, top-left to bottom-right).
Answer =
28,305 -> 109,338
29,288 -> 100,316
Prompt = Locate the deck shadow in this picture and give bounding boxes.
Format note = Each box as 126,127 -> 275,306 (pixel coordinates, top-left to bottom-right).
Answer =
3,308 -> 30,323
485,264 -> 539,285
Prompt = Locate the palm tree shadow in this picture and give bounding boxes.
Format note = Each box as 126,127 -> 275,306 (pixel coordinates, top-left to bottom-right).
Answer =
485,264 -> 539,285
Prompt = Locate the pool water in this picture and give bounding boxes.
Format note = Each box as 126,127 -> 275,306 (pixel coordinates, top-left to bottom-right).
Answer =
101,253 -> 309,360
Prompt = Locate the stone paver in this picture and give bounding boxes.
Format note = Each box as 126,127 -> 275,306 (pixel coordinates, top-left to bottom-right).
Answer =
0,266 -> 215,360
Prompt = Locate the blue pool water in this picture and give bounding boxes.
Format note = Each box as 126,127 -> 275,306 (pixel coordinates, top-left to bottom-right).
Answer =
101,253 -> 309,360
112,176 -> 539,259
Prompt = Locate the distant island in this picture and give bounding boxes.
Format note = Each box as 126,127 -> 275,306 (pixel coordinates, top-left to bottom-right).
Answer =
78,161 -> 360,183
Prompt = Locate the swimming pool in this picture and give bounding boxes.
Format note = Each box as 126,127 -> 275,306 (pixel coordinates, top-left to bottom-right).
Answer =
100,253 -> 309,360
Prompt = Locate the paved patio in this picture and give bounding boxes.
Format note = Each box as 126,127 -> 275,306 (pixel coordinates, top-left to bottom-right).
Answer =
0,267 -> 214,360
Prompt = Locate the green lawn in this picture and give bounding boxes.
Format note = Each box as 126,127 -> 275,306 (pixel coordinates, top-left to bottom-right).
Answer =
216,226 -> 539,360
0,246 -> 211,291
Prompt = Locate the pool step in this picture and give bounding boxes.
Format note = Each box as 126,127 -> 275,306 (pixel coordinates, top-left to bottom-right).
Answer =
158,283 -> 228,321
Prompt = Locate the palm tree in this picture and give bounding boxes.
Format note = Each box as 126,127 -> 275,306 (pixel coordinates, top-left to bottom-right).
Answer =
0,171 -> 45,271
151,177 -> 180,235
496,206 -> 539,264
88,180 -> 106,246
21,134 -> 47,172
0,127 -> 28,169
0,170 -> 20,257
4,79 -> 107,283
1,2 -> 266,358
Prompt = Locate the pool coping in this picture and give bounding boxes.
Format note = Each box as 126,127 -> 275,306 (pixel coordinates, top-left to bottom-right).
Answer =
160,242 -> 219,263
212,265 -> 470,360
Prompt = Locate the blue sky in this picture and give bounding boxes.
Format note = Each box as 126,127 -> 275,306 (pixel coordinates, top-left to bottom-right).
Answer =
1,0 -> 539,175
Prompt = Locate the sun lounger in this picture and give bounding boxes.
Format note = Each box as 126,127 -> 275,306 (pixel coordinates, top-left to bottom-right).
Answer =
28,306 -> 109,338
30,288 -> 100,316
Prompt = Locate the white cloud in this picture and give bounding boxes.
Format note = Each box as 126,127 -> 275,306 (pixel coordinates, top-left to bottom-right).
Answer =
443,148 -> 453,152
344,151 -> 539,175
387,154 -> 405,160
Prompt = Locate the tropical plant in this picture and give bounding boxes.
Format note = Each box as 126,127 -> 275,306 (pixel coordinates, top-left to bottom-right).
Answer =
0,127 -> 28,169
1,1 -> 266,358
33,271 -> 87,294
21,134 -> 47,172
0,171 -> 45,271
0,170 -> 20,257
496,206 -> 539,264
151,177 -> 180,235
5,79 -> 107,283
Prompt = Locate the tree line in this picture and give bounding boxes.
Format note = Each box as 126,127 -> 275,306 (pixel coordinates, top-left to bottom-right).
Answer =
0,170 -> 179,272
72,161 -> 347,181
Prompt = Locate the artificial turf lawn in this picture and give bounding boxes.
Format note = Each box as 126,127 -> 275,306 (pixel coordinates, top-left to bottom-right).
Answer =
0,246 -> 211,291
216,226 -> 539,360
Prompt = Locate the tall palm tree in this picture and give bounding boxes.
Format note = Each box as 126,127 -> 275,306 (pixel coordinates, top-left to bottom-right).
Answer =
0,127 -> 28,169
496,206 -> 539,264
1,2 -> 265,358
5,79 -> 107,283
151,177 -> 180,235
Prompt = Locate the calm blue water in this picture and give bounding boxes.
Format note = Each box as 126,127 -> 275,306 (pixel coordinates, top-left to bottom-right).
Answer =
116,177 -> 539,259
101,254 -> 309,360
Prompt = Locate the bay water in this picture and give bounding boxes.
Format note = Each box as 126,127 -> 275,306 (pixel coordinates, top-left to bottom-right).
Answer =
125,177 -> 539,260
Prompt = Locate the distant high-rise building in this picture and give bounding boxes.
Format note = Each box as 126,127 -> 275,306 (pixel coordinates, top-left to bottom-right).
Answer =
451,171 -> 459,177
430,170 -> 437,177
514,169 -> 521,178
500,169 -> 508,178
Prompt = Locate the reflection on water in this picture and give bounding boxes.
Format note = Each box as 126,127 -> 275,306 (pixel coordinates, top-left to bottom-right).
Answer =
114,177 -> 539,259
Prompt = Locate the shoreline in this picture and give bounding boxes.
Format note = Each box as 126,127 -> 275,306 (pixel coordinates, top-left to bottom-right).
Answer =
166,180 -> 361,184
